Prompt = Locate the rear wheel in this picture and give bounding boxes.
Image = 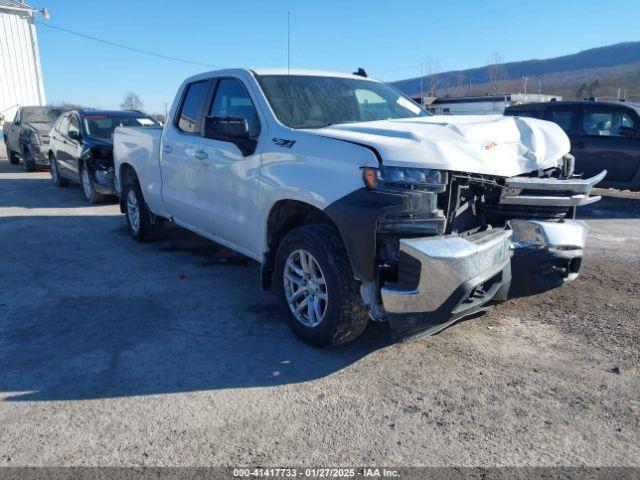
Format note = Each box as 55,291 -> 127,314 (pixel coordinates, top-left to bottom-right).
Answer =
123,173 -> 163,242
81,164 -> 104,204
273,224 -> 368,347
50,155 -> 69,187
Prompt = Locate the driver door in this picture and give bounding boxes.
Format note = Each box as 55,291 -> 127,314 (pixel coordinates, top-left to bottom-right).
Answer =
196,77 -> 263,257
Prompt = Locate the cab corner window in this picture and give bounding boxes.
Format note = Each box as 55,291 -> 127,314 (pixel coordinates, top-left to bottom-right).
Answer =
209,79 -> 260,137
177,80 -> 209,134
546,109 -> 576,133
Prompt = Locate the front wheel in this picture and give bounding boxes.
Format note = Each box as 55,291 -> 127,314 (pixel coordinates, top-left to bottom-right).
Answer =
81,164 -> 104,204
122,174 -> 163,242
23,149 -> 36,172
273,224 -> 369,347
50,155 -> 69,187
8,149 -> 19,165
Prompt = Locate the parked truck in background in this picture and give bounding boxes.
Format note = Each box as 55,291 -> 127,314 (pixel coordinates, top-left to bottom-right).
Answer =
113,68 -> 605,346
3,106 -> 65,171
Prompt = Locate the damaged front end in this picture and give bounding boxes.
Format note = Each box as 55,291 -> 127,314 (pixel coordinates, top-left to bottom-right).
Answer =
361,156 -> 605,340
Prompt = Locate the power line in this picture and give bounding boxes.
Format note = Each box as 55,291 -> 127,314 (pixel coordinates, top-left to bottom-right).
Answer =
36,22 -> 223,69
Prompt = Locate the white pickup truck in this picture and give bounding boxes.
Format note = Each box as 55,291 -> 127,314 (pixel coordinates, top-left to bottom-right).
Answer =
113,68 -> 605,346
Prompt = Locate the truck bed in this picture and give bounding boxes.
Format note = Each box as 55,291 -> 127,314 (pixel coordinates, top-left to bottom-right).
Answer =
113,125 -> 164,214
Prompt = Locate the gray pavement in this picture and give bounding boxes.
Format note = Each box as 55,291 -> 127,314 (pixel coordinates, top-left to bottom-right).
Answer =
0,151 -> 638,467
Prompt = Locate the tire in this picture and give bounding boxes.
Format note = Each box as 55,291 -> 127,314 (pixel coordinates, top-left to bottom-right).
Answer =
273,223 -> 369,347
122,173 -> 163,242
22,148 -> 36,172
80,164 -> 104,204
8,149 -> 19,165
49,155 -> 69,187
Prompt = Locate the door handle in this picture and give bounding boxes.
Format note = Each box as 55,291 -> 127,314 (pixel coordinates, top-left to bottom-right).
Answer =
162,144 -> 172,154
193,150 -> 208,161
575,141 -> 585,149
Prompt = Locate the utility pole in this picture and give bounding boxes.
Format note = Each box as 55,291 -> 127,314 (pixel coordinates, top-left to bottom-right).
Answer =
523,76 -> 528,94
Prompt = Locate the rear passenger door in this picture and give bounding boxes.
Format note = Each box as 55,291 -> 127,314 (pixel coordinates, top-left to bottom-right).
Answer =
55,115 -> 82,180
160,78 -> 214,229
571,106 -> 640,184
51,114 -> 72,173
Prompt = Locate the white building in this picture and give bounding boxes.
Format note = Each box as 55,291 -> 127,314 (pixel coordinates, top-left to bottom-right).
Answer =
0,0 -> 46,122
416,93 -> 562,116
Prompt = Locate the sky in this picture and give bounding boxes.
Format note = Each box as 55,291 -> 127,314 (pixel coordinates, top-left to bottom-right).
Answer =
31,0 -> 640,114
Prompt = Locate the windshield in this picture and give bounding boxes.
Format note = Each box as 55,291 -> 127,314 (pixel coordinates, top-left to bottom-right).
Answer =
82,114 -> 159,139
21,107 -> 64,123
256,75 -> 429,128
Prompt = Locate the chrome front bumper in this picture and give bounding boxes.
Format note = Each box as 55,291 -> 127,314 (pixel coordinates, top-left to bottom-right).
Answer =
381,219 -> 588,316
382,228 -> 512,314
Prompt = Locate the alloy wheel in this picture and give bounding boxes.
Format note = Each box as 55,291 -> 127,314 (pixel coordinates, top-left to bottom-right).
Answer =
81,168 -> 92,200
283,249 -> 328,327
126,190 -> 141,234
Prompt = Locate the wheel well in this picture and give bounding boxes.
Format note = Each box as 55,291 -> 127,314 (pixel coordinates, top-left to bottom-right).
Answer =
261,200 -> 341,290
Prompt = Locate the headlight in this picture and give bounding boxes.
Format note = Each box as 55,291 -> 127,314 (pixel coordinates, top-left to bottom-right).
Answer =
362,166 -> 446,190
27,130 -> 40,143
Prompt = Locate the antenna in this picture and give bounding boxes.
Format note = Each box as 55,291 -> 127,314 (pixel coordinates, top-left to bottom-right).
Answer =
287,11 -> 291,74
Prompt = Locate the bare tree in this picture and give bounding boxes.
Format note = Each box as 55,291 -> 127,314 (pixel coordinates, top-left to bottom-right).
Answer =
121,92 -> 144,111
423,56 -> 441,97
487,52 -> 508,94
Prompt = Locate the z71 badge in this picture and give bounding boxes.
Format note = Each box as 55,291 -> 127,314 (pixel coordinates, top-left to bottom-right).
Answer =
272,138 -> 296,149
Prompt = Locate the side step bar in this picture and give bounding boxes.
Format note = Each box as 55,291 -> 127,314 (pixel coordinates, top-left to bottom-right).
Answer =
500,170 -> 606,207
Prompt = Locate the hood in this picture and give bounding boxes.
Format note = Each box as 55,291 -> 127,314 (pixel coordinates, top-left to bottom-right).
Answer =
28,122 -> 55,136
306,115 -> 570,177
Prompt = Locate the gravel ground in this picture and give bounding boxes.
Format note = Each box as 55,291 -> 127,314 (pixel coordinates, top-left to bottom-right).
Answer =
0,154 -> 638,467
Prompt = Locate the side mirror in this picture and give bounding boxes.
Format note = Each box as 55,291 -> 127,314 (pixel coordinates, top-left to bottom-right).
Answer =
203,115 -> 250,141
203,115 -> 256,156
68,130 -> 81,141
618,126 -> 638,138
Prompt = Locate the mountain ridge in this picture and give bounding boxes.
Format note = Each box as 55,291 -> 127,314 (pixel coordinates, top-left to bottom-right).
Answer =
392,41 -> 640,99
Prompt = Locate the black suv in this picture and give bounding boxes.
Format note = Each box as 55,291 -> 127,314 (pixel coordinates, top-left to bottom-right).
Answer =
48,110 -> 159,203
505,101 -> 640,190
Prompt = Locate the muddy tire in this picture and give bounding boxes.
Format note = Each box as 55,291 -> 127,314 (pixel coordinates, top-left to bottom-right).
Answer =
273,223 -> 368,347
49,155 -> 69,187
122,173 -> 163,242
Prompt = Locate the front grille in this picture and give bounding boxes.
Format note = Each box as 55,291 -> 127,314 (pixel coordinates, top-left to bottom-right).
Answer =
481,203 -> 571,221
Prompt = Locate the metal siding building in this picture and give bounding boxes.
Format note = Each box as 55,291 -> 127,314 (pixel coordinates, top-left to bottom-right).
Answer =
0,0 -> 45,122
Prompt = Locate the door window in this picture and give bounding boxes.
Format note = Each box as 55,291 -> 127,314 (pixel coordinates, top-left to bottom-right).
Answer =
545,108 -> 577,133
68,117 -> 80,137
582,109 -> 635,137
177,80 -> 209,133
209,79 -> 260,137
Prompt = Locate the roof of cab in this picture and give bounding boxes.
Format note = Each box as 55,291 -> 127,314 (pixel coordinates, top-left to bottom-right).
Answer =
184,68 -> 379,83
